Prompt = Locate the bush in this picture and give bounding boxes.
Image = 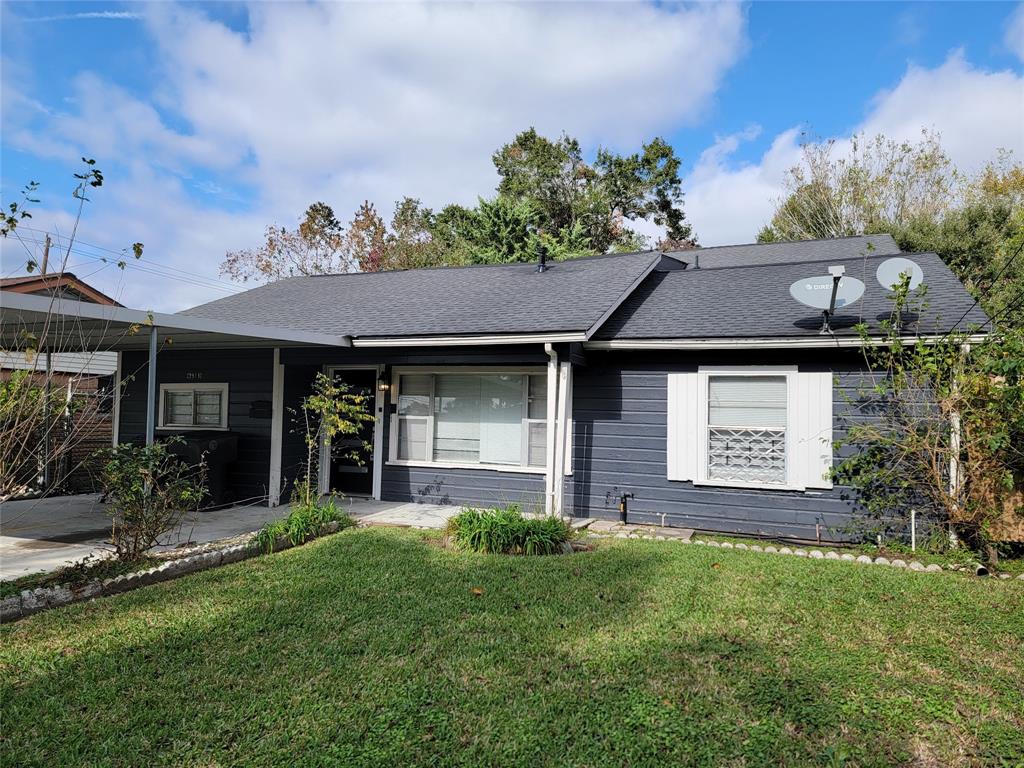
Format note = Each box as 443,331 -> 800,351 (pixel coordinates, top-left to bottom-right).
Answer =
100,440 -> 206,562
446,504 -> 572,555
255,496 -> 355,553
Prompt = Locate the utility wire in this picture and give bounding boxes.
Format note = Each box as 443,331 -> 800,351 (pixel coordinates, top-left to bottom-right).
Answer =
17,225 -> 242,291
13,234 -> 237,294
942,238 -> 1024,340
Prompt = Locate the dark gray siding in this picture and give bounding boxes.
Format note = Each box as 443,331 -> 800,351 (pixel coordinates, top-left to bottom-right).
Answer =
280,344 -> 550,509
566,350 -> 872,542
119,348 -> 274,503
381,465 -> 544,509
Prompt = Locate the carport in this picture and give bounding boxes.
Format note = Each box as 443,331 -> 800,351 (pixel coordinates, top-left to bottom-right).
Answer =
1,291 -> 350,506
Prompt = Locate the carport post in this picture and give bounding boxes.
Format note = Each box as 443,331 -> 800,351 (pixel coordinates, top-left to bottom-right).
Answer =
145,325 -> 158,445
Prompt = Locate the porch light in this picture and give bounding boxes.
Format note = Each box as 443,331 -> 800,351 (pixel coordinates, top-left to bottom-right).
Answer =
377,376 -> 390,392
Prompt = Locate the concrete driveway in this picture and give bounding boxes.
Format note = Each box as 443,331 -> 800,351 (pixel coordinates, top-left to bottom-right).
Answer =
0,494 -> 460,580
0,494 -> 286,580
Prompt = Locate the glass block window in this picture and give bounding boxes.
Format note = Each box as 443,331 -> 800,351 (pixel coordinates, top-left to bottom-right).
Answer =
707,375 -> 786,484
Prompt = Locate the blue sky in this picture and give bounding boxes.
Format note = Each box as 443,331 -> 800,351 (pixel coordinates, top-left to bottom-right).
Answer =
2,2 -> 1022,310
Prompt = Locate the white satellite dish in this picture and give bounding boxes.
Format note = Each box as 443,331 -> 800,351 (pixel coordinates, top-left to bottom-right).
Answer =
789,275 -> 866,310
876,257 -> 924,290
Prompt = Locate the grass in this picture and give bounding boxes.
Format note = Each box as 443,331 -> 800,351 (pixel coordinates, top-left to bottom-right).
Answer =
1,529 -> 1022,767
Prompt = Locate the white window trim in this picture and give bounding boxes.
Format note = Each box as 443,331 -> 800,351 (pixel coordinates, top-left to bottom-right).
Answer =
694,366 -> 800,491
388,366 -> 548,474
157,382 -> 230,431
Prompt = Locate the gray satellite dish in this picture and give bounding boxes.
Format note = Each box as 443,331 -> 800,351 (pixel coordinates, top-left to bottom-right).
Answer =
789,275 -> 866,310
790,266 -> 865,334
876,257 -> 924,290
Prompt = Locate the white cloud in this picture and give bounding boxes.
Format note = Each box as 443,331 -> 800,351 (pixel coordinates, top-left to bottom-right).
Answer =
21,11 -> 142,23
684,53 -> 1024,246
3,1 -> 747,309
1007,3 -> 1024,63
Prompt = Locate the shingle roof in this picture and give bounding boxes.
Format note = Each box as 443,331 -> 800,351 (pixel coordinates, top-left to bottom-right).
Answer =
180,250 -> 660,338
664,234 -> 901,270
595,251 -> 988,340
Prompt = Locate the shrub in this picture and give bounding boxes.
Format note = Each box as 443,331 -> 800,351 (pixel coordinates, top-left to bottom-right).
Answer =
100,440 -> 206,562
255,496 -> 355,553
446,504 -> 572,555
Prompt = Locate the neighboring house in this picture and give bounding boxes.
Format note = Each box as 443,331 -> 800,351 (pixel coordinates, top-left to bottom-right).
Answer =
0,236 -> 988,540
0,273 -> 120,493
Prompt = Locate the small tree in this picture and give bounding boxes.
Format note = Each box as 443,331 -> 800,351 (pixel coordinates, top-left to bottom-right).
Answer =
1,159 -> 145,499
100,440 -> 206,562
834,278 -> 1023,563
292,372 -> 375,509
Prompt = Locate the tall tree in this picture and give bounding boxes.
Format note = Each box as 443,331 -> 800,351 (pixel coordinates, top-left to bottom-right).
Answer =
492,128 -> 694,254
759,132 -> 1023,327
221,128 -> 696,281
221,202 -> 352,282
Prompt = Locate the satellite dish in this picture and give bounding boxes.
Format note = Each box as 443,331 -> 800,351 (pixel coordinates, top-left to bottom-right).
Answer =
789,275 -> 866,310
876,257 -> 924,290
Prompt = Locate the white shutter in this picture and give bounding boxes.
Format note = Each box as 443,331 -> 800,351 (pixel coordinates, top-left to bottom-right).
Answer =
666,372 -> 700,481
793,371 -> 833,489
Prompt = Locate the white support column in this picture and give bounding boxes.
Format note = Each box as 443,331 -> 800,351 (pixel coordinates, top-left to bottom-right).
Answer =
268,348 -> 285,507
111,351 -> 122,447
144,325 -> 158,446
553,360 -> 571,517
544,344 -> 559,515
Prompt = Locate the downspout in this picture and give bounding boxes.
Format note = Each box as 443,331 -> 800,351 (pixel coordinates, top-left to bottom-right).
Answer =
544,343 -> 559,515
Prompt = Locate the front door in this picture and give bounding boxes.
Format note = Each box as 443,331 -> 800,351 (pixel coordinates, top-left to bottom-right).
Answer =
328,369 -> 376,497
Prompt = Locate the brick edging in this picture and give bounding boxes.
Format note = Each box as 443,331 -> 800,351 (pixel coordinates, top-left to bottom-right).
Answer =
589,528 -> 1024,581
0,520 -> 346,624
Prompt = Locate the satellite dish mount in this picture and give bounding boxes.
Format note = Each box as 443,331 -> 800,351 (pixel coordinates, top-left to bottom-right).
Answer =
821,266 -> 845,334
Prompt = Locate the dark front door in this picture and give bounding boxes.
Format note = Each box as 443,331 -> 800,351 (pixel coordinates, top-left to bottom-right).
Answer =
329,369 -> 376,497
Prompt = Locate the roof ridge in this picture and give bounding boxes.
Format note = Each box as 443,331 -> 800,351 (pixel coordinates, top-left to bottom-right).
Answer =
290,249 -> 659,280
668,233 -> 897,254
666,250 -> 931,275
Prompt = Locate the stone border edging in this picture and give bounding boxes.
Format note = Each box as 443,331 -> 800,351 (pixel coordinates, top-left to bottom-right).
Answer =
0,520 -> 347,624
588,528 -> 1024,581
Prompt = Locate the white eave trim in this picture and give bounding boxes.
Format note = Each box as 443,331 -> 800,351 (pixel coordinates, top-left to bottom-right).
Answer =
352,332 -> 587,347
1,291 -> 351,347
586,333 -> 989,350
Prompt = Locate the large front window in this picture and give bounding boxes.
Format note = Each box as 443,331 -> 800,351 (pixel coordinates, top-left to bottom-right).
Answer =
706,375 -> 787,485
393,371 -> 546,470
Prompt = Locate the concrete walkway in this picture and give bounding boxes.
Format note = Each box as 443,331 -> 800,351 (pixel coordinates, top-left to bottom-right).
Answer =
0,494 -> 460,580
349,498 -> 458,529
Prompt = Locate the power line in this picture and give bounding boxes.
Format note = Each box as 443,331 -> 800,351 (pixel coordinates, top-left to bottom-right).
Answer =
16,225 -> 242,291
13,234 -> 237,294
943,238 -> 1024,340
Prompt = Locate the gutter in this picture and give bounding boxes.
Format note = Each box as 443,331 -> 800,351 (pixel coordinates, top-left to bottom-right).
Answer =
584,333 -> 990,351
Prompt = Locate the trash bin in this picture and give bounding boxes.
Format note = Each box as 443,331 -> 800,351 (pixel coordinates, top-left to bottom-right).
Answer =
163,431 -> 239,507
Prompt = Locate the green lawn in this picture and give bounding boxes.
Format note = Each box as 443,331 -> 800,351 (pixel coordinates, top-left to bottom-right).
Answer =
2,529 -> 1022,768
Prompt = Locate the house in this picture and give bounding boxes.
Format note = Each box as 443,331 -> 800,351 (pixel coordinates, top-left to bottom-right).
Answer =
0,235 -> 988,540
0,273 -> 120,493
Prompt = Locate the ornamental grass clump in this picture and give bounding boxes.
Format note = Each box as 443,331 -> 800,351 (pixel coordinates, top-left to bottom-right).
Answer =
255,493 -> 356,553
446,504 -> 572,556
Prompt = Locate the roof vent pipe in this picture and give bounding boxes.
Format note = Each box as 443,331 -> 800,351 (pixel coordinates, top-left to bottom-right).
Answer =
530,225 -> 547,273
693,251 -> 700,270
